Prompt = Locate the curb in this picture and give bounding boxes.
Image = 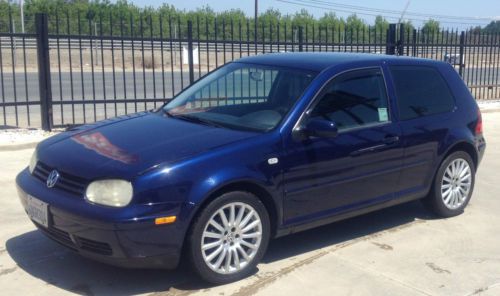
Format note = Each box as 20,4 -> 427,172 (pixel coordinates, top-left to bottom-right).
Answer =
0,142 -> 39,152
481,108 -> 500,114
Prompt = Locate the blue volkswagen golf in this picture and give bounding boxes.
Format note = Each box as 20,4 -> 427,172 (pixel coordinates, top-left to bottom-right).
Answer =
17,53 -> 485,284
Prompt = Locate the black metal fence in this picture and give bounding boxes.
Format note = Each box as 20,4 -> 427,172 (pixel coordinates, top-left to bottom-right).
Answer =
0,12 -> 499,130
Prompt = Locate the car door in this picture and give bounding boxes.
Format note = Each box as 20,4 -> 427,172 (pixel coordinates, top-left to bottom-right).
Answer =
282,67 -> 405,225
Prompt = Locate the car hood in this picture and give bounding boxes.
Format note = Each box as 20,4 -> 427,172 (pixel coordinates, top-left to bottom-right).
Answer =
37,112 -> 259,180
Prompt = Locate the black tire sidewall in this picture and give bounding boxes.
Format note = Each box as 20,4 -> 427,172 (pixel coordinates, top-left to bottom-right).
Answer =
187,191 -> 271,284
429,151 -> 476,217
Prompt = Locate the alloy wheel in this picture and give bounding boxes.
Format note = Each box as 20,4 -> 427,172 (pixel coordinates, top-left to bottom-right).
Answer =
441,158 -> 472,210
200,202 -> 263,274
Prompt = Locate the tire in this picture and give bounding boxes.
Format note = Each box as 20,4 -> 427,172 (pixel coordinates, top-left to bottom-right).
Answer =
187,191 -> 271,284
423,151 -> 476,217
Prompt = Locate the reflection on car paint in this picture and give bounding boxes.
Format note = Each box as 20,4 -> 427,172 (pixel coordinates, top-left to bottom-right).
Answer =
72,132 -> 138,164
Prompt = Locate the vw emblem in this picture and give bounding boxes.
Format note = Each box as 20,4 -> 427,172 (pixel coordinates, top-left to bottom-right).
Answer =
46,170 -> 60,188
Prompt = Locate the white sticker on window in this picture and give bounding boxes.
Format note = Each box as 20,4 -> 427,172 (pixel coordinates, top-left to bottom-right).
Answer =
378,108 -> 389,122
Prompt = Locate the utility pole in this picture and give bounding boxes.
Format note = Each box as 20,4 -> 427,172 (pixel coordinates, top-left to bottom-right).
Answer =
398,0 -> 411,25
94,21 -> 99,66
19,0 -> 25,33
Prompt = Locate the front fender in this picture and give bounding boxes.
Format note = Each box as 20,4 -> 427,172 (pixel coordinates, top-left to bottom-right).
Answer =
133,131 -> 283,231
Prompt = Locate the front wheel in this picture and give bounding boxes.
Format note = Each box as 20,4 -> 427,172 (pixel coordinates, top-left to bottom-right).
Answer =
187,191 -> 270,284
424,151 -> 476,217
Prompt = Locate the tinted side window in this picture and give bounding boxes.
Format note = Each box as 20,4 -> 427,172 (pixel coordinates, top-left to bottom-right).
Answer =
390,66 -> 455,120
308,68 -> 390,131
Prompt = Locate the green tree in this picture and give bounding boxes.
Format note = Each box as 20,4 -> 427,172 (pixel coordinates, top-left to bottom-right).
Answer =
374,15 -> 389,33
483,20 -> 500,33
422,19 -> 440,33
400,20 -> 415,32
345,14 -> 366,42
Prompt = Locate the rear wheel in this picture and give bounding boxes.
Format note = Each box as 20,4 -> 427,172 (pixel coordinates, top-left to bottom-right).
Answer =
424,151 -> 475,217
187,191 -> 270,284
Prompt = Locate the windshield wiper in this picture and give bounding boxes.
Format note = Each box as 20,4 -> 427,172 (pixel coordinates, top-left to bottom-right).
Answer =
171,114 -> 224,128
161,108 -> 174,117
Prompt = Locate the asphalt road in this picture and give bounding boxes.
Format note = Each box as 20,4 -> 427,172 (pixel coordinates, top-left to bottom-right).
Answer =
0,112 -> 499,295
0,68 -> 499,128
0,71 -> 193,103
0,68 -> 499,103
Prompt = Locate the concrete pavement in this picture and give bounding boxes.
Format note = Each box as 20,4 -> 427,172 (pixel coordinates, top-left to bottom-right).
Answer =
0,112 -> 499,296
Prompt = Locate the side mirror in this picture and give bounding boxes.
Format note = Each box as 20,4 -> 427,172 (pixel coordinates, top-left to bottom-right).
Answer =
293,118 -> 338,141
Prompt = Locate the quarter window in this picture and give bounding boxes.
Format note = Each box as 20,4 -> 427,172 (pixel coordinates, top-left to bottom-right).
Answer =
390,66 -> 455,120
308,68 -> 390,131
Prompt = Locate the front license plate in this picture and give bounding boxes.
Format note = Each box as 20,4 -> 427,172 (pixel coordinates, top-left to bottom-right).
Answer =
26,195 -> 49,228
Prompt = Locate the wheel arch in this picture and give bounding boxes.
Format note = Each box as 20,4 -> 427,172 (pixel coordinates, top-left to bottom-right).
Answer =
442,140 -> 478,170
187,179 -> 281,239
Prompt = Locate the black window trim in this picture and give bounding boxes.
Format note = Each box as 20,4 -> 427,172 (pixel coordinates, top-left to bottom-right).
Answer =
388,64 -> 457,121
293,66 -> 393,135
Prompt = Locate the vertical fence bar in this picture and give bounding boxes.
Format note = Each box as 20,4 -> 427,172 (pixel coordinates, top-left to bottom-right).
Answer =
120,14 -> 127,114
110,12 -> 117,116
487,33 -> 494,99
22,33 -> 30,125
465,30 -> 472,91
197,16 -> 202,78
187,20 -> 194,85
222,19 -> 227,64
412,29 -> 417,56
55,11 -> 64,125
9,8 -> 18,126
78,11 -> 86,123
206,18 -> 210,72
386,24 -> 396,55
494,33 -> 500,99
67,11 -> 75,123
89,17 -> 97,122
160,14 -> 166,99
149,15 -> 157,102
168,15 -> 175,97
459,31 -> 465,77
298,26 -> 303,52
99,14 -> 107,119
0,35 -> 6,126
36,13 -> 53,131
140,14 -> 146,107
130,13 -> 138,111
247,20 -> 251,56
177,18 -> 184,90
398,23 -> 405,56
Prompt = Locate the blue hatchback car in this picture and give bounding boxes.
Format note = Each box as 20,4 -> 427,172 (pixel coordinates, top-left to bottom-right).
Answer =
17,53 -> 485,284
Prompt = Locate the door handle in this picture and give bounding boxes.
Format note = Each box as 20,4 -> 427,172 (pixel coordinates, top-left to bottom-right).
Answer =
350,144 -> 387,156
350,135 -> 400,157
383,135 -> 400,145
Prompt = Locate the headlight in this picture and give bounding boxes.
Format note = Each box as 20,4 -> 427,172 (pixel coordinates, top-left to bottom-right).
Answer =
29,151 -> 38,174
85,179 -> 133,207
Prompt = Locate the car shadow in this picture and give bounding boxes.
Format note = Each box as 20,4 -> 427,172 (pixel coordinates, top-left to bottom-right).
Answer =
263,200 -> 435,264
6,200 -> 435,295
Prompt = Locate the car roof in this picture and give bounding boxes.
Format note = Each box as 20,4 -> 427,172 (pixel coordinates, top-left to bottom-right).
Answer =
235,52 -> 440,72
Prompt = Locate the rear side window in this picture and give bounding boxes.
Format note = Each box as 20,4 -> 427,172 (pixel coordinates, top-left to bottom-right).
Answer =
390,66 -> 455,120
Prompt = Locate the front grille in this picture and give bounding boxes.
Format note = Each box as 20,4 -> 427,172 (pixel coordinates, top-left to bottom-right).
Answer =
75,236 -> 113,256
36,223 -> 113,256
37,223 -> 77,251
33,162 -> 87,196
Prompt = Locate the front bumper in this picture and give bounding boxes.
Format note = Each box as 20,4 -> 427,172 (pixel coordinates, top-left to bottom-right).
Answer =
16,168 -> 184,269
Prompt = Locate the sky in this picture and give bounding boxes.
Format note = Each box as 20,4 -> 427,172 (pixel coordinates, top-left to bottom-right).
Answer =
128,0 -> 499,29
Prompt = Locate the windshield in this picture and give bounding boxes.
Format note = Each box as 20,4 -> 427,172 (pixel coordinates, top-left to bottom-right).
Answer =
163,62 -> 317,132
